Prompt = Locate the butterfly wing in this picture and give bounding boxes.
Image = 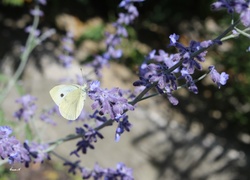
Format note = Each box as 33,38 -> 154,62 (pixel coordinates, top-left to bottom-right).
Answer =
59,88 -> 84,120
49,85 -> 79,105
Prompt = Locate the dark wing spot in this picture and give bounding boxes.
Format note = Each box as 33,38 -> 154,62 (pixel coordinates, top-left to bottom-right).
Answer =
60,93 -> 64,97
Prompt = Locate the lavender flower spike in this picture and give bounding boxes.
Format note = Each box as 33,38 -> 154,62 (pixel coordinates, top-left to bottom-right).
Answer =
14,94 -> 37,122
88,81 -> 134,119
0,126 -> 30,165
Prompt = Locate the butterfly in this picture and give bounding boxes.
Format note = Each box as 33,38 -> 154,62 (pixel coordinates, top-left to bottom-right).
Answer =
49,84 -> 87,120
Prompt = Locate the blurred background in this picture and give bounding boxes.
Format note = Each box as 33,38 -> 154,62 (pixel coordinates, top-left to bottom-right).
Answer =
0,0 -> 250,179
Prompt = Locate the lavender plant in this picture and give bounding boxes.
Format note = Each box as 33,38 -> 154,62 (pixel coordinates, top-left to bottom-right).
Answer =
0,0 -> 250,179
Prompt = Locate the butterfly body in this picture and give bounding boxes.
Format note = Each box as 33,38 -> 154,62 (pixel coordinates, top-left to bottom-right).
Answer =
49,84 -> 87,120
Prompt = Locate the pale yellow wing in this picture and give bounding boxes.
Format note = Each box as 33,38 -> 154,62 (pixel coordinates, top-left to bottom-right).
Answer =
59,88 -> 86,120
49,85 -> 79,105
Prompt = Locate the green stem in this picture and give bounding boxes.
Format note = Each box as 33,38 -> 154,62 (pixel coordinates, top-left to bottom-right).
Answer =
0,6 -> 40,105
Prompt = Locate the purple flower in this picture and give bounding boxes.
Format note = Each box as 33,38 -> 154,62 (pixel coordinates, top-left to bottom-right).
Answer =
200,40 -> 213,48
25,26 -> 41,37
24,141 -> 50,163
58,54 -> 74,68
58,31 -> 75,68
90,163 -> 134,180
62,31 -> 74,53
209,65 -> 229,88
239,3 -> 250,27
144,63 -> 177,91
119,0 -> 144,7
180,68 -> 198,94
64,160 -> 81,175
115,115 -> 132,142
39,105 -> 58,125
70,124 -> 103,156
115,162 -> 134,180
30,8 -> 44,16
38,0 -> 47,5
14,95 -> 37,122
211,0 -> 250,27
107,46 -> 123,59
0,126 -> 30,165
169,35 -> 207,74
89,110 -> 108,125
88,81 -> 134,119
89,55 -> 109,77
211,0 -> 235,13
169,33 -> 180,45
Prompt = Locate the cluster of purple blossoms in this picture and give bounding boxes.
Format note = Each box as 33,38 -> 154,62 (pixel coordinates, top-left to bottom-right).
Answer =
63,161 -> 134,179
88,81 -> 134,120
134,33 -> 229,105
211,0 -> 250,27
23,141 -> 50,164
0,126 -> 30,165
14,94 -> 37,122
90,0 -> 144,76
115,115 -> 132,142
70,124 -> 104,157
82,163 -> 134,180
58,31 -> 75,68
0,126 -> 51,167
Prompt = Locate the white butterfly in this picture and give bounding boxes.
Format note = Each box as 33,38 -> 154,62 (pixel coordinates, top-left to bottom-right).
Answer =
49,84 -> 87,120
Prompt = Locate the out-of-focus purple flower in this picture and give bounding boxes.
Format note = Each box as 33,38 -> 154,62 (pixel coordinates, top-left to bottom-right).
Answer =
0,126 -> 30,165
64,160 -> 81,175
30,8 -> 44,16
70,124 -> 103,156
200,40 -> 213,48
62,32 -> 74,53
14,95 -> 37,122
90,162 -> 134,180
115,115 -> 132,142
88,81 -> 134,119
211,0 -> 250,27
107,46 -> 123,59
239,3 -> 250,27
209,65 -> 229,88
89,0 -> 143,77
58,31 -> 75,68
40,105 -> 58,125
119,0 -> 144,7
89,55 -> 109,77
115,162 -> 134,180
114,23 -> 128,37
38,0 -> 47,5
105,33 -> 122,47
92,163 -> 106,179
211,0 -> 235,13
25,26 -> 41,37
24,141 -> 50,164
58,54 -> 74,68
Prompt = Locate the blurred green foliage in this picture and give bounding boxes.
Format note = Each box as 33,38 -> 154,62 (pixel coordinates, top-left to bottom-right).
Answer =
2,0 -> 24,6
